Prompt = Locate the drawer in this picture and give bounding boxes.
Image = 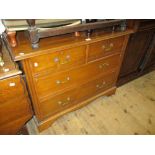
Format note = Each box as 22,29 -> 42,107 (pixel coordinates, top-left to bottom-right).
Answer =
39,88 -> 78,120
34,54 -> 121,99
88,36 -> 124,62
85,54 -> 121,76
0,95 -> 32,125
38,70 -> 117,120
29,46 -> 86,74
0,76 -> 25,103
34,70 -> 79,99
77,71 -> 117,102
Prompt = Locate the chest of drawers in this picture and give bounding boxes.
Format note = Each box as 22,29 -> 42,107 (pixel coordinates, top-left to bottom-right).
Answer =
8,29 -> 132,132
0,75 -> 33,134
0,44 -> 32,135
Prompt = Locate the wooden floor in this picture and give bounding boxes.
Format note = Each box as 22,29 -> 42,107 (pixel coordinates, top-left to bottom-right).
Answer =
27,71 -> 155,135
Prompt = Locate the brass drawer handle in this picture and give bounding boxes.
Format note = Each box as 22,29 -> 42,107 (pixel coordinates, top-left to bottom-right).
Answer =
9,82 -> 16,87
34,62 -> 39,67
102,43 -> 114,51
3,68 -> 10,72
0,56 -> 4,67
56,77 -> 70,84
58,97 -> 71,106
96,81 -> 106,89
54,57 -> 59,63
54,55 -> 70,65
60,60 -> 70,65
99,63 -> 109,69
60,55 -> 71,65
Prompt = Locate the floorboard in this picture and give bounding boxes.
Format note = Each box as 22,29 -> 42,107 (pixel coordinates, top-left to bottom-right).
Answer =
27,71 -> 155,135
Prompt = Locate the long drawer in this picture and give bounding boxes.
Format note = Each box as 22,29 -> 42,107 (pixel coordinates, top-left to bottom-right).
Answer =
34,54 -> 121,99
39,88 -> 78,120
76,70 -> 117,102
29,45 -> 86,74
38,70 -> 117,120
0,76 -> 25,103
88,36 -> 124,62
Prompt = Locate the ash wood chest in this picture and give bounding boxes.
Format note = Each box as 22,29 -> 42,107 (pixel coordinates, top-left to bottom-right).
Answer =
8,29 -> 132,131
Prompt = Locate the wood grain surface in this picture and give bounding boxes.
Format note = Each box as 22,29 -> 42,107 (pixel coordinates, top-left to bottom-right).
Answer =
27,71 -> 155,135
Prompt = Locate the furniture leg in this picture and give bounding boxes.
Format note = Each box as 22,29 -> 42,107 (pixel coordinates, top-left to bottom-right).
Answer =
7,31 -> 17,47
26,19 -> 39,49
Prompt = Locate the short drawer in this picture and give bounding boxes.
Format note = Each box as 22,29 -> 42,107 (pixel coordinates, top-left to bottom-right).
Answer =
34,54 -> 121,99
29,46 -> 86,74
77,71 -> 117,102
39,88 -> 78,120
0,95 -> 32,125
88,36 -> 124,62
0,76 -> 25,103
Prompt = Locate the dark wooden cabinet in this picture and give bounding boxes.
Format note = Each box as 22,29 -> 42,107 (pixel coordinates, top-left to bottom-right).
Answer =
120,30 -> 154,77
146,45 -> 155,68
140,33 -> 155,70
118,20 -> 155,86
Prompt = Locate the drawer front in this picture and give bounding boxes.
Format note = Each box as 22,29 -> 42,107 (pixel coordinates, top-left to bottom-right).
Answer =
34,54 -> 121,99
77,71 -> 117,102
88,36 -> 124,61
34,70 -> 78,99
84,54 -> 121,76
39,88 -> 78,120
0,96 -> 32,125
38,70 -> 117,120
29,46 -> 86,74
0,76 -> 25,103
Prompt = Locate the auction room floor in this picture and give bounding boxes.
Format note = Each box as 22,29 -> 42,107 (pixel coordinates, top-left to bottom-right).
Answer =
27,71 -> 155,135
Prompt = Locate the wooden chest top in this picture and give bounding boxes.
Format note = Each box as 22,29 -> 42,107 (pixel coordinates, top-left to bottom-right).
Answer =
7,29 -> 133,61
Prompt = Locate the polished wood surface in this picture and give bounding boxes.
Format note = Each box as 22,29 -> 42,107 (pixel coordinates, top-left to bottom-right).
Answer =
29,45 -> 86,74
0,76 -> 25,103
39,87 -> 78,120
76,71 -> 117,103
0,43 -> 32,135
88,36 -> 124,61
33,54 -> 121,100
136,20 -> 155,31
118,20 -> 155,86
120,30 -> 153,77
1,116 -> 31,135
0,74 -> 33,134
9,29 -> 131,132
141,33 -> 155,69
7,29 -> 133,61
0,93 -> 31,124
27,71 -> 155,135
35,87 -> 116,132
36,70 -> 117,121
